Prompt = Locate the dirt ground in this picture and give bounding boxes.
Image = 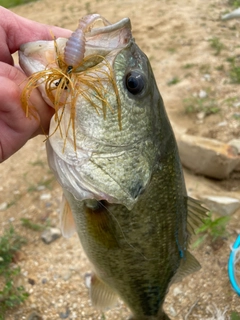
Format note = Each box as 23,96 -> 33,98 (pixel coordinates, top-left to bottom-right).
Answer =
1,0 -> 240,319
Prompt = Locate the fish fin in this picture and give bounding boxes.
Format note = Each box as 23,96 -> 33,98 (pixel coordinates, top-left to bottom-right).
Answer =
60,194 -> 76,238
171,251 -> 201,284
90,273 -> 118,310
187,196 -> 209,238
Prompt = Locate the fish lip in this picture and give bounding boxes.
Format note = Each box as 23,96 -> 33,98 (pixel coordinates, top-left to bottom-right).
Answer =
88,17 -> 131,36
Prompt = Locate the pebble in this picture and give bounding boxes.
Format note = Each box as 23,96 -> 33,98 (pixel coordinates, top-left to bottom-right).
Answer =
173,286 -> 183,296
40,193 -> 52,200
196,111 -> 205,120
233,101 -> 240,108
59,308 -> 70,319
201,195 -> 240,216
169,305 -> 177,317
217,121 -> 227,127
37,185 -> 46,191
41,227 -> 61,244
62,271 -> 72,281
203,74 -> 211,81
0,202 -> 8,211
27,311 -> 42,320
199,89 -> 207,98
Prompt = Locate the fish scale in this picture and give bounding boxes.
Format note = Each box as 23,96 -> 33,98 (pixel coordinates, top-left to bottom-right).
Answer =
19,15 -> 207,320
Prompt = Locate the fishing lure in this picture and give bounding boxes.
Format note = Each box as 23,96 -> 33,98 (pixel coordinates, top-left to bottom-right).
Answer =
64,14 -> 110,68
20,15 -> 121,152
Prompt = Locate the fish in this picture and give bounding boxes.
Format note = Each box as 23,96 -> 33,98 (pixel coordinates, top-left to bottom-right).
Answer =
19,14 -> 207,320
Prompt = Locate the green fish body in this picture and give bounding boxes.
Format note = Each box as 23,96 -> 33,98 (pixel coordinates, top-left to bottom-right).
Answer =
19,15 -> 206,320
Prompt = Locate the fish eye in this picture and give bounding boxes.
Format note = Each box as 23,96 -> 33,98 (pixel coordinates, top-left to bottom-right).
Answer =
125,71 -> 145,95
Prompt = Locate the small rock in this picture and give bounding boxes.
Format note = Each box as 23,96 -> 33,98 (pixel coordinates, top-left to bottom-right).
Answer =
201,195 -> 240,216
42,278 -> 48,284
27,311 -> 42,320
62,271 -> 72,281
177,134 -> 240,179
228,139 -> 240,154
59,308 -> 70,319
37,185 -> 45,191
41,227 -> 61,244
217,121 -> 227,127
28,278 -> 36,285
203,74 -> 211,81
169,305 -> 177,317
40,193 -> 51,201
0,202 -> 8,211
233,101 -> 240,108
199,90 -> 207,99
173,286 -> 183,296
196,111 -> 205,120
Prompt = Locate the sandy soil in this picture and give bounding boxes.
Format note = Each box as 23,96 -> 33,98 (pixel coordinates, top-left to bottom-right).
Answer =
1,0 -> 240,319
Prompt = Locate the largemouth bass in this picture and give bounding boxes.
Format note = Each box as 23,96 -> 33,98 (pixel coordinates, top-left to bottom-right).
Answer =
19,15 -> 207,320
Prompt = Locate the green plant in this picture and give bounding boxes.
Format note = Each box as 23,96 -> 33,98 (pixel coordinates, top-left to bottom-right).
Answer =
231,311 -> 240,320
184,96 -> 220,115
228,57 -> 240,84
0,226 -> 28,318
21,218 -> 48,231
228,0 -> 240,8
167,77 -> 180,86
209,37 -> 225,55
0,0 -> 36,8
182,63 -> 196,69
192,212 -> 229,248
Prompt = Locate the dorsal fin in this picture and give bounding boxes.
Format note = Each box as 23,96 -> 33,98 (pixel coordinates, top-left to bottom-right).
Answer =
60,194 -> 76,238
187,196 -> 209,237
90,273 -> 118,310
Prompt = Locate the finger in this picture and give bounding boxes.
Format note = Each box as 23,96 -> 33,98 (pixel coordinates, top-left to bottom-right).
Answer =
0,62 -> 54,135
0,7 -> 72,64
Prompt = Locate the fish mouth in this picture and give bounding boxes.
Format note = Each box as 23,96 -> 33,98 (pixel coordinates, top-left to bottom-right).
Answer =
83,16 -> 132,57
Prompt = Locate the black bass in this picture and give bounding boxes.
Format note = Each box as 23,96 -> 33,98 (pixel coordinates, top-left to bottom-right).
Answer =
19,14 -> 206,320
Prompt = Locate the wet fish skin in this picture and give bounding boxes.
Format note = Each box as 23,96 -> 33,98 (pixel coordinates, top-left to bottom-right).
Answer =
19,16 -> 206,320
59,43 -> 199,320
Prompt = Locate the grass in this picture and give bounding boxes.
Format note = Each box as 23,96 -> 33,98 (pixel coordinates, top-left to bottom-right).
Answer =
0,0 -> 36,8
167,76 -> 180,86
192,212 -> 229,248
228,0 -> 240,8
199,64 -> 211,74
21,218 -> 49,231
231,311 -> 240,320
228,57 -> 240,84
0,226 -> 28,319
184,95 -> 220,115
209,37 -> 225,56
182,63 -> 196,69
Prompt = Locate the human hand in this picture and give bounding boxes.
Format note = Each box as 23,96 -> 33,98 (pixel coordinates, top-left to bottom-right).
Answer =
0,6 -> 71,162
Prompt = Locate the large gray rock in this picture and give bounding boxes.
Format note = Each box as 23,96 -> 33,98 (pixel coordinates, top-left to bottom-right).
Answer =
222,8 -> 240,21
201,195 -> 240,216
177,134 -> 240,179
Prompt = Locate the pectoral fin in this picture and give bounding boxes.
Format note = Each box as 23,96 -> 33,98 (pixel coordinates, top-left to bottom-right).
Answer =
90,273 -> 118,310
60,194 -> 76,238
171,250 -> 201,284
